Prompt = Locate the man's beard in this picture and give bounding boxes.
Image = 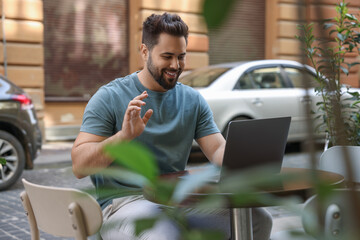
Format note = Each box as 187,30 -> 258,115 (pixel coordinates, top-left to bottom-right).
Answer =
147,55 -> 181,90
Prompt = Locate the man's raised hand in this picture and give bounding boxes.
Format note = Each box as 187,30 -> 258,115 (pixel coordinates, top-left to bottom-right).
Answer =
120,91 -> 153,140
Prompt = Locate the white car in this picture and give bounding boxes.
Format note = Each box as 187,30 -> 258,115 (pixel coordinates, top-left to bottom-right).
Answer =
180,59 -> 324,143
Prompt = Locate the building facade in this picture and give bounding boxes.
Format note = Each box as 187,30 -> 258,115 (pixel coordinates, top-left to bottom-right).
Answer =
1,0 -> 359,140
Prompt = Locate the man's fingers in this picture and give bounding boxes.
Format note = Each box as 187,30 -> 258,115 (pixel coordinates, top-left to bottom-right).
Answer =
142,109 -> 153,125
128,99 -> 146,108
133,91 -> 149,101
125,106 -> 141,118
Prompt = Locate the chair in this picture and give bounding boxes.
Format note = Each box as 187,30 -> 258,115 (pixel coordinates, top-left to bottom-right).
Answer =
20,178 -> 103,240
272,189 -> 360,240
318,146 -> 360,185
302,189 -> 360,240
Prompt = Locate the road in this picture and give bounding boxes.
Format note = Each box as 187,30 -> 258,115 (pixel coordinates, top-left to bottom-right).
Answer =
0,141 -> 323,239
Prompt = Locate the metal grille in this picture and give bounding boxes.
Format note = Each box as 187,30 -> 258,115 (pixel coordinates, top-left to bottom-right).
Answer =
43,0 -> 129,100
208,0 -> 265,64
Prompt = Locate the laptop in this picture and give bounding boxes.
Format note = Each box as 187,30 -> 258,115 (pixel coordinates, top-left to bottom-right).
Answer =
219,116 -> 291,179
184,116 -> 291,183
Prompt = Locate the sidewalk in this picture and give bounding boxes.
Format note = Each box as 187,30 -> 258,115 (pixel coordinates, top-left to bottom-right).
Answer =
34,141 -> 74,166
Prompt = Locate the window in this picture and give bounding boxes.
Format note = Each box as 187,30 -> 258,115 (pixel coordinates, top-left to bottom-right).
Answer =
283,68 -> 319,88
236,73 -> 254,89
180,67 -> 229,88
236,67 -> 287,90
43,0 -> 129,101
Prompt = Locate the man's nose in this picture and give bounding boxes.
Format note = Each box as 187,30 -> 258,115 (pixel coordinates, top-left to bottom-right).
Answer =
170,58 -> 180,69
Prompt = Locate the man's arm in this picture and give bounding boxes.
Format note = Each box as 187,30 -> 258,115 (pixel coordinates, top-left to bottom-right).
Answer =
196,133 -> 226,166
72,132 -> 124,178
71,91 -> 153,179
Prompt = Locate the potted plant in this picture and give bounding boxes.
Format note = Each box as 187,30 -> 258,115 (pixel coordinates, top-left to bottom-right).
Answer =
296,0 -> 360,149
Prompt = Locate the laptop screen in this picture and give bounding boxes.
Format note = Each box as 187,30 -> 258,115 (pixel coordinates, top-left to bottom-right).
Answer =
222,116 -> 291,173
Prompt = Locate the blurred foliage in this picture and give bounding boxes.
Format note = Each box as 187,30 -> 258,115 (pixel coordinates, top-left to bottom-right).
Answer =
0,158 -> 6,165
104,141 -> 158,182
296,0 -> 360,147
100,141 -> 341,239
202,0 -> 237,29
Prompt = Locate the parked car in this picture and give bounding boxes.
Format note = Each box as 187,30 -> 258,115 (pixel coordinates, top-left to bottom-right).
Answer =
0,75 -> 42,190
180,59 -> 327,144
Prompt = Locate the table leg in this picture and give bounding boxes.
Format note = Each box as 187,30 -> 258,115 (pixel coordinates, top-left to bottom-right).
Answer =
230,208 -> 253,240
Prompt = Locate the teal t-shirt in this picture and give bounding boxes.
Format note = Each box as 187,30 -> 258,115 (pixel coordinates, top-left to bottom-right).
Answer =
80,72 -> 219,208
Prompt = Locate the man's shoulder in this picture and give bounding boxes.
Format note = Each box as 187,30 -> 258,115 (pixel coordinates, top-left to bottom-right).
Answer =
104,73 -> 135,88
98,73 -> 137,94
175,82 -> 199,96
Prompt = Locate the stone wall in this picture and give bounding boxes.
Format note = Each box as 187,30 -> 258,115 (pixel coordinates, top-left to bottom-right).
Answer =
266,0 -> 360,87
0,0 -> 45,133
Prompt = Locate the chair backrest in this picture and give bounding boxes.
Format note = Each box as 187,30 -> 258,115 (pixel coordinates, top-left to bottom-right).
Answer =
302,189 -> 360,240
318,146 -> 360,184
20,178 -> 102,240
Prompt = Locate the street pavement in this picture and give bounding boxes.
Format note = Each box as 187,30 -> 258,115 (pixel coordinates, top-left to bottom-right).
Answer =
0,141 -> 323,239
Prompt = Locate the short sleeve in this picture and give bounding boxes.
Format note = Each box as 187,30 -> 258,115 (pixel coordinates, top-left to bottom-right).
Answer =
194,94 -> 220,139
80,87 -> 115,137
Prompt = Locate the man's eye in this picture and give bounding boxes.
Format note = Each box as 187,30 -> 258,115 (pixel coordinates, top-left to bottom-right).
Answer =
179,56 -> 185,60
163,56 -> 171,59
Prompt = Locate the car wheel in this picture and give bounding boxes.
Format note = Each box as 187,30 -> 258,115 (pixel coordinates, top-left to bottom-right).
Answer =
222,117 -> 250,139
0,130 -> 25,190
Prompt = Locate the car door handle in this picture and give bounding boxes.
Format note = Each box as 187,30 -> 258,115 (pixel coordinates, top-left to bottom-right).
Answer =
300,97 -> 312,104
252,98 -> 263,106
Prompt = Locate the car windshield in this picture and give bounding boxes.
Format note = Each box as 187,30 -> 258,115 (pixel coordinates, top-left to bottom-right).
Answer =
180,67 -> 230,87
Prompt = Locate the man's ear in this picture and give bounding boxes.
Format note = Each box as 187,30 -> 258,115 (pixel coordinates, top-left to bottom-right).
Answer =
140,44 -> 149,61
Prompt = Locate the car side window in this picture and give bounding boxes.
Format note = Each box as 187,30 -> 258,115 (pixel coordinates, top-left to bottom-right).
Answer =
251,67 -> 286,89
236,73 -> 254,89
283,67 -> 319,88
235,67 -> 286,90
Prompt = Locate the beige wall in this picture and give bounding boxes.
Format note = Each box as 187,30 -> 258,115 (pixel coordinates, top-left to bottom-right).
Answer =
5,0 -> 359,140
266,0 -> 360,87
0,0 -> 45,133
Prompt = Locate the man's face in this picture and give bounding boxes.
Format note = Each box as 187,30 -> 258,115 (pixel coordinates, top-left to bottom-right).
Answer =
146,33 -> 186,90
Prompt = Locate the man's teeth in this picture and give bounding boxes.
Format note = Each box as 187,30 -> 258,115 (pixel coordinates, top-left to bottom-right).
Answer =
166,71 -> 176,76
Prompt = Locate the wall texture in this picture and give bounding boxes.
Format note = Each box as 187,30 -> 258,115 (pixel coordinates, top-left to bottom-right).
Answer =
266,0 -> 360,87
0,0 -> 45,133
2,0 -> 359,140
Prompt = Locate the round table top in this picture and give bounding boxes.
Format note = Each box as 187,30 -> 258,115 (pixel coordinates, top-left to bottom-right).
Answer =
143,167 -> 345,208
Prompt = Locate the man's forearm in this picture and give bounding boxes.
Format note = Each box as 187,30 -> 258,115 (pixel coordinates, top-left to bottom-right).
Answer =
211,143 -> 225,166
71,140 -> 113,178
71,132 -> 130,178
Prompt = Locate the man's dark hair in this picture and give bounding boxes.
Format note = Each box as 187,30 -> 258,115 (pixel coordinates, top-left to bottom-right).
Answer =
142,13 -> 189,50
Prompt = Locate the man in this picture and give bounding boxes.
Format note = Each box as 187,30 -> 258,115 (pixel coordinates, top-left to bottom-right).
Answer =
72,13 -> 272,240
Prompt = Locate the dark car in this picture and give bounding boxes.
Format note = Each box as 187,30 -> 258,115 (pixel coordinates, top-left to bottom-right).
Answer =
0,75 -> 42,190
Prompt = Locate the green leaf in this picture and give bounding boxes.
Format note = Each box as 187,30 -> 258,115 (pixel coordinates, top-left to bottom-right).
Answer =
172,165 -> 220,203
183,229 -> 225,240
98,167 -> 149,187
134,217 -> 159,236
340,65 -> 349,75
103,141 -> 159,182
0,158 -> 6,165
337,33 -> 347,42
345,13 -> 357,21
346,62 -> 360,69
203,0 -> 237,29
150,178 -> 177,205
323,22 -> 335,29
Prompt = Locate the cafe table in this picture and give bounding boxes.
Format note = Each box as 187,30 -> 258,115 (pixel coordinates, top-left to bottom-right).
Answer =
143,167 -> 344,240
